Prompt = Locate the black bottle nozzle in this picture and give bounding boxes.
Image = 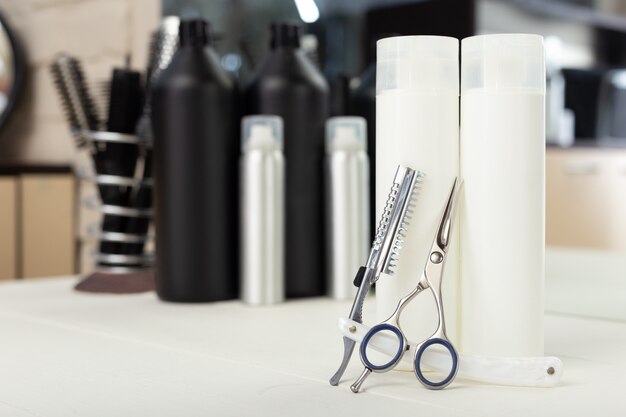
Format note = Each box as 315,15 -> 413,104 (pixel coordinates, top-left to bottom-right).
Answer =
179,18 -> 211,47
270,22 -> 301,49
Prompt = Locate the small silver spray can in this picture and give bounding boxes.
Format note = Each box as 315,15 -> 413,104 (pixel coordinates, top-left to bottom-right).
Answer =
326,116 -> 370,300
241,116 -> 285,305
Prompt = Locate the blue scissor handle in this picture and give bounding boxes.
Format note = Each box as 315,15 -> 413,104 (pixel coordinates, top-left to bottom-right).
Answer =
360,323 -> 405,371
414,338 -> 458,389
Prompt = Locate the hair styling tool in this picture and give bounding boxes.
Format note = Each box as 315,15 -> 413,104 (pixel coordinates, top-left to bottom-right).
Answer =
50,53 -> 101,146
338,318 -> 563,388
50,54 -> 128,257
350,178 -> 461,393
329,165 -> 423,386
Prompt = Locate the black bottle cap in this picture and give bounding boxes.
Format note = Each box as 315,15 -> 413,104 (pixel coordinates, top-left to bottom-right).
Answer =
179,18 -> 211,47
270,22 -> 301,49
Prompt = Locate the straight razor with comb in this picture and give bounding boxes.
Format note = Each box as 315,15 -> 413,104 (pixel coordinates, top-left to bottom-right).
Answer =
329,165 -> 424,386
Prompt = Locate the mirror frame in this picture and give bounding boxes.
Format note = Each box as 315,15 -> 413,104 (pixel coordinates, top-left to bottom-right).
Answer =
0,9 -> 24,133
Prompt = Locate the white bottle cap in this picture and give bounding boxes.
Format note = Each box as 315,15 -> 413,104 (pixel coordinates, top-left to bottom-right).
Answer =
325,116 -> 367,153
462,34 -> 545,94
241,115 -> 283,152
376,36 -> 459,95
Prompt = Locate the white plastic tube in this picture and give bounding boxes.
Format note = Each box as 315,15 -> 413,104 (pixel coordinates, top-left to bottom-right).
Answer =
375,36 -> 460,365
338,318 -> 562,388
460,34 -> 546,356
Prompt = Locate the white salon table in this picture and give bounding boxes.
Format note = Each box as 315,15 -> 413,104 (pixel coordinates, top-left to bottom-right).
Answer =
0,248 -> 624,417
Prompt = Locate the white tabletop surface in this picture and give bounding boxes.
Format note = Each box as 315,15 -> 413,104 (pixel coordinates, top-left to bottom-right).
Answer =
0,272 -> 624,417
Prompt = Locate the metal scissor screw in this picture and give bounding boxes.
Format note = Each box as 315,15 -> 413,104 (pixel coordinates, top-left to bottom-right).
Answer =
430,251 -> 443,264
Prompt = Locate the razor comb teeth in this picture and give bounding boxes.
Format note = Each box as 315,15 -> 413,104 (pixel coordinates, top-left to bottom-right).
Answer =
384,172 -> 424,275
374,182 -> 399,248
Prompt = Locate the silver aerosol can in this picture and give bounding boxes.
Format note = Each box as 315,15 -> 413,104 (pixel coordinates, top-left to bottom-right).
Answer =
241,116 -> 285,305
325,117 -> 370,300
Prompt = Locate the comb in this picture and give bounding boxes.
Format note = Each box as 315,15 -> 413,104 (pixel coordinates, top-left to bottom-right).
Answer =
385,172 -> 423,275
371,166 -> 424,278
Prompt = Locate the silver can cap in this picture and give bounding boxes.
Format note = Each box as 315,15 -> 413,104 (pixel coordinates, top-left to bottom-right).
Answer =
326,116 -> 367,153
242,115 -> 283,152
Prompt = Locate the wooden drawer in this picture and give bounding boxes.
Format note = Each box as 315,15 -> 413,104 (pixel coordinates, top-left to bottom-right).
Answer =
20,174 -> 76,278
547,147 -> 626,251
0,177 -> 17,280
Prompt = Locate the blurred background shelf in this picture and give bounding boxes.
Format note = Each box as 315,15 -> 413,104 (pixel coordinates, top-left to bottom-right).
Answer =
507,0 -> 626,33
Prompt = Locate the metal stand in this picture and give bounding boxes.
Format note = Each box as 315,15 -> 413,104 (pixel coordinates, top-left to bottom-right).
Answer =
75,130 -> 155,293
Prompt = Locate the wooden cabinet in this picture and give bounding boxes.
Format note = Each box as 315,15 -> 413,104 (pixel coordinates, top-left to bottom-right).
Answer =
20,174 -> 76,278
0,171 -> 76,279
547,147 -> 626,250
0,177 -> 17,280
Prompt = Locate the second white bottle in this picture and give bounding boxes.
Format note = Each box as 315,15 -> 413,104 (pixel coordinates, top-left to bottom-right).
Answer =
375,36 -> 460,368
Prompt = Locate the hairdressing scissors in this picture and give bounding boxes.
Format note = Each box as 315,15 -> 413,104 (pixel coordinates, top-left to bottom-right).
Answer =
329,165 -> 424,386
350,178 -> 461,393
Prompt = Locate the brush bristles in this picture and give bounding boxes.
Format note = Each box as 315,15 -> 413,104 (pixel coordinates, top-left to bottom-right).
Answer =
93,79 -> 111,128
50,54 -> 102,148
146,21 -> 179,89
138,19 -> 179,140
66,56 -> 102,129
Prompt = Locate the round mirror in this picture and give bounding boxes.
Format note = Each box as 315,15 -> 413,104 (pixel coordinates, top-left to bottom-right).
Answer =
0,11 -> 23,132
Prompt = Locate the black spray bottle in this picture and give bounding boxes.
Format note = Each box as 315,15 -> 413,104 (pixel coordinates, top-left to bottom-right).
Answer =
244,22 -> 329,298
151,18 -> 238,302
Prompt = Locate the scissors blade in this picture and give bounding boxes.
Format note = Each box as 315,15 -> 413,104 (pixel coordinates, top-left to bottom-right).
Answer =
421,178 -> 462,291
435,178 -> 462,253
